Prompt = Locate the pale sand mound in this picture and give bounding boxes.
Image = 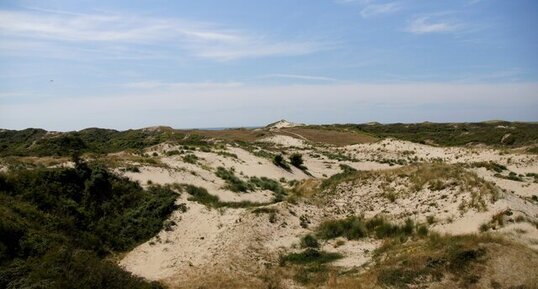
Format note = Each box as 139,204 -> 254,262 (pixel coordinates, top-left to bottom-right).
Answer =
260,134 -> 307,148
117,137 -> 538,288
265,119 -> 303,130
119,196 -> 245,280
120,200 -> 329,287
322,238 -> 380,268
198,146 -> 310,180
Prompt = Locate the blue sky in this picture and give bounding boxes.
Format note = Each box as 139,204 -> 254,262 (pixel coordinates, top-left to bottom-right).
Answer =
0,0 -> 537,130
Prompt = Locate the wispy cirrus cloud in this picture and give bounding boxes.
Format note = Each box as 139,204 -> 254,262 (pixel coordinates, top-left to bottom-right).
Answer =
336,0 -> 401,18
360,2 -> 401,18
122,81 -> 243,89
0,9 -> 330,61
257,74 -> 340,82
406,15 -> 464,34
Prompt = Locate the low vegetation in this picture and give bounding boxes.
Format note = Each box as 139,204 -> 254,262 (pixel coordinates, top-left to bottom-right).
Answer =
214,167 -> 287,199
289,153 -> 304,168
280,127 -> 377,146
273,154 -> 291,170
216,167 -> 252,192
0,127 -> 209,157
280,249 -> 342,265
184,184 -> 270,208
334,121 -> 538,147
0,160 -> 177,288
249,176 -> 287,201
316,215 -> 428,241
469,161 -> 507,173
319,163 -> 500,211
334,234 -> 538,289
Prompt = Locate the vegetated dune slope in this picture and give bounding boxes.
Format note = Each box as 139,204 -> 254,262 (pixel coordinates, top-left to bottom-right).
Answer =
1,121 -> 537,289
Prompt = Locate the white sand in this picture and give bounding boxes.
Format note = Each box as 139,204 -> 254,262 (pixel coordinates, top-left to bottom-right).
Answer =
113,138 -> 538,287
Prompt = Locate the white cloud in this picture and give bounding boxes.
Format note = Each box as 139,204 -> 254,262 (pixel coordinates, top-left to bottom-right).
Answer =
191,41 -> 329,61
122,81 -> 243,89
406,16 -> 463,34
258,74 -> 340,82
0,9 -> 329,61
466,0 -> 484,5
360,2 -> 400,18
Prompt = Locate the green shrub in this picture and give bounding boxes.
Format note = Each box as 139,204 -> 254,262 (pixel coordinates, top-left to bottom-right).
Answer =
121,166 -> 140,173
290,153 -> 304,168
273,154 -> 290,170
301,234 -> 320,248
182,154 -> 198,164
0,163 -> 176,288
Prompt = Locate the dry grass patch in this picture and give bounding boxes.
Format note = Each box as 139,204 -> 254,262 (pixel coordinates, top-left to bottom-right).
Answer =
318,163 -> 501,211
165,270 -> 282,289
184,128 -> 271,142
280,127 -> 377,146
0,155 -> 70,170
329,234 -> 538,289
288,179 -> 323,203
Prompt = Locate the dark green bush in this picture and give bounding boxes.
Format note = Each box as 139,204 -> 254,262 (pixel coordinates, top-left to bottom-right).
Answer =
301,234 -> 320,248
289,153 -> 304,168
273,154 -> 290,170
182,154 -> 198,164
0,163 -> 176,288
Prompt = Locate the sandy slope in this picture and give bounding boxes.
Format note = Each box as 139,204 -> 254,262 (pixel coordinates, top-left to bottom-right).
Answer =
115,137 -> 538,288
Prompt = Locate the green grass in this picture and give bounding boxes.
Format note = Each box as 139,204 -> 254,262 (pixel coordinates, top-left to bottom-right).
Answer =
214,167 -> 287,200
280,249 -> 342,265
316,216 -> 427,241
215,167 -> 253,192
184,185 -> 269,208
248,176 -> 287,201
